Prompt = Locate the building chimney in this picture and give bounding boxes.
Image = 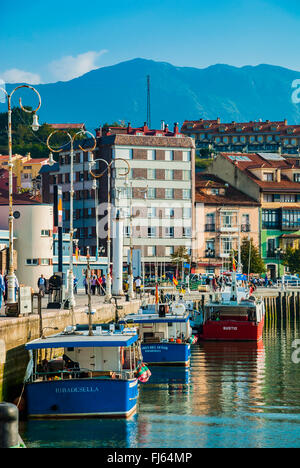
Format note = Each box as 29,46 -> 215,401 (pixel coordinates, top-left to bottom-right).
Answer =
217,117 -> 221,124
95,126 -> 102,138
161,120 -> 165,131
173,122 -> 179,135
164,124 -> 169,133
276,169 -> 281,182
143,122 -> 148,133
127,122 -> 132,134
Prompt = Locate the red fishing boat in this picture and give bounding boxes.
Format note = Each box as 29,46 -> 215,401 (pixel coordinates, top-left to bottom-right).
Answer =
200,272 -> 265,342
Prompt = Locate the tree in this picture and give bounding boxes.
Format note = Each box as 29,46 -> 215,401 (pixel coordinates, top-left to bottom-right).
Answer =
171,247 -> 191,280
282,247 -> 300,275
0,107 -> 86,158
233,237 -> 265,274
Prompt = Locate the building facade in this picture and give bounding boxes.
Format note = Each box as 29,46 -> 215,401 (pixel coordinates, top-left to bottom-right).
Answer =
194,174 -> 260,275
42,123 -> 195,274
208,152 -> 300,278
181,118 -> 300,157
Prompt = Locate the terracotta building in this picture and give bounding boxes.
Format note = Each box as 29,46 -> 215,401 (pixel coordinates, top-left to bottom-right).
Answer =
194,173 -> 260,275
207,151 -> 300,279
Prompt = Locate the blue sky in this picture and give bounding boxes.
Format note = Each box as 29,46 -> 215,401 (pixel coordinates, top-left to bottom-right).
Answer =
1,0 -> 300,84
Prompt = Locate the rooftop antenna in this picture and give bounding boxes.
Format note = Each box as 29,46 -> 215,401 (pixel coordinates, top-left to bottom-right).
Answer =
146,75 -> 151,128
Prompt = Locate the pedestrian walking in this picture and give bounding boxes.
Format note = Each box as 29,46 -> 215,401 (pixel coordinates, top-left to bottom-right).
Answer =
91,275 -> 97,295
37,274 -> 46,297
83,276 -> 88,294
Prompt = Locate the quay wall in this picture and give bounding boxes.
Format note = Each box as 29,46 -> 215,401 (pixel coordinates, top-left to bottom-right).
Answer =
0,299 -> 143,402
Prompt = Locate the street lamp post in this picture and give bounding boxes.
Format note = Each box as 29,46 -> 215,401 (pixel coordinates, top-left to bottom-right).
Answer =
47,130 -> 96,310
0,85 -> 41,307
89,157 -> 130,302
124,177 -> 148,300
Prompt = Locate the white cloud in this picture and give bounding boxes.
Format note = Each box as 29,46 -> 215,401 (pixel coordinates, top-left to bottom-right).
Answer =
48,50 -> 108,82
0,68 -> 41,84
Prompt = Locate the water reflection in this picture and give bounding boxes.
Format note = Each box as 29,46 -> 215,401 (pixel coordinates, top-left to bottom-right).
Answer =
20,318 -> 300,448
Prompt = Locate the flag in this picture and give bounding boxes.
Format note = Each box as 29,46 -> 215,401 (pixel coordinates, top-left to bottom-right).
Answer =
155,284 -> 159,303
172,276 -> 178,286
232,258 -> 236,271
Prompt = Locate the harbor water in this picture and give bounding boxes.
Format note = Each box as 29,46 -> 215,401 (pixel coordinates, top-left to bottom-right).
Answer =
19,315 -> 300,448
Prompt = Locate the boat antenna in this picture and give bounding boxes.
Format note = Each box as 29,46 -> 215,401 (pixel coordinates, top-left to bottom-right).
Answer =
146,75 -> 151,128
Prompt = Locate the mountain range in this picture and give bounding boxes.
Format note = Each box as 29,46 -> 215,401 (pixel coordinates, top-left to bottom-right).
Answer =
3,58 -> 300,131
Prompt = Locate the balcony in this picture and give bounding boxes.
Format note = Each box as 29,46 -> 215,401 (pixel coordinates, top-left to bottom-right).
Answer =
219,224 -> 238,233
205,224 -> 215,232
241,224 -> 251,233
205,249 -> 215,258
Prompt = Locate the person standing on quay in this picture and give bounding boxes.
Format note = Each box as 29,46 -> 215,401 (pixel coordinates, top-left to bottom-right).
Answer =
0,273 -> 5,310
38,274 -> 46,297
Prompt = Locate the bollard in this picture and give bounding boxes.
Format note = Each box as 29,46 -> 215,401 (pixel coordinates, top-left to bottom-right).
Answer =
0,402 -> 20,448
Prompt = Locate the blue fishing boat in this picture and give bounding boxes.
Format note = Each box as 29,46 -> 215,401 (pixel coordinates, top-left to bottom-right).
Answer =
120,303 -> 195,366
24,324 -> 149,419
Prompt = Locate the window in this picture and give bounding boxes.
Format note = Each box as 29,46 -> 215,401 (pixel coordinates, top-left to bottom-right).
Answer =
221,237 -> 233,256
205,213 -> 215,231
147,246 -> 156,256
41,230 -> 50,236
182,189 -> 191,199
280,194 -> 296,203
165,227 -> 174,238
122,207 -> 130,218
205,240 -> 215,257
26,259 -> 38,265
182,151 -> 191,162
267,238 -> 276,257
165,246 -> 174,256
183,170 -> 190,181
165,150 -> 174,161
221,211 -> 235,228
147,150 -> 156,160
115,148 -> 133,160
147,169 -> 156,180
294,174 -> 300,182
147,207 -> 156,218
148,227 -> 156,238
282,210 -> 300,229
147,188 -> 156,199
263,194 -> 274,202
165,208 -> 175,218
183,227 -> 191,237
263,172 -> 274,181
124,226 -> 130,237
165,188 -> 174,199
41,258 -> 50,265
262,209 -> 280,229
165,169 -> 174,180
183,207 -> 191,218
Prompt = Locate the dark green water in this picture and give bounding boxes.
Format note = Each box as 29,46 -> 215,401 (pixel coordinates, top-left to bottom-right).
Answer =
19,316 -> 300,448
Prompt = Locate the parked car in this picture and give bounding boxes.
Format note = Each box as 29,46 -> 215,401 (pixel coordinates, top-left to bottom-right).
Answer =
279,275 -> 300,286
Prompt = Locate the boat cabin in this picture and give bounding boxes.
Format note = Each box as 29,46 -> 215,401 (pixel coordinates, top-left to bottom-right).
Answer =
25,324 -> 141,382
121,307 -> 192,344
205,298 -> 264,323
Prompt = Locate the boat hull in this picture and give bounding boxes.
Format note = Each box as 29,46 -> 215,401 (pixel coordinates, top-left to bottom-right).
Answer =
26,378 -> 138,419
200,317 -> 265,342
141,342 -> 190,366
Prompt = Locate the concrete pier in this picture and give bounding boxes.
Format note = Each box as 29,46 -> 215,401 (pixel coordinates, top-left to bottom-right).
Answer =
0,293 -> 146,402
